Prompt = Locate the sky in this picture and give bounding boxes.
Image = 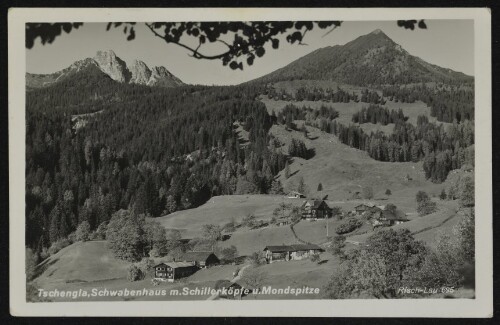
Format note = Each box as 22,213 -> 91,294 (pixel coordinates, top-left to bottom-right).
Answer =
26,20 -> 474,86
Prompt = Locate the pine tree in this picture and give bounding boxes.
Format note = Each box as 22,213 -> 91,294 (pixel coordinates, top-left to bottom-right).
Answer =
439,188 -> 447,200
284,161 -> 290,179
317,183 -> 323,191
297,177 -> 306,195
165,195 -> 177,214
270,180 -> 284,195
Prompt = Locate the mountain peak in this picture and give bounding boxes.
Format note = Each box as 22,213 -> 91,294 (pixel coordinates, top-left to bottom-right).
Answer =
255,27 -> 473,86
27,50 -> 184,89
93,50 -> 130,82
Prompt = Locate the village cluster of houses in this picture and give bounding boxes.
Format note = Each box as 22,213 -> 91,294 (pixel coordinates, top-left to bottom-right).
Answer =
153,197 -> 409,283
351,202 -> 408,228
285,191 -> 408,229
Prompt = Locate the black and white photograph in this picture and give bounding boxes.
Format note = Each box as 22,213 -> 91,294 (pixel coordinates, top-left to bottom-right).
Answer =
8,7 -> 492,317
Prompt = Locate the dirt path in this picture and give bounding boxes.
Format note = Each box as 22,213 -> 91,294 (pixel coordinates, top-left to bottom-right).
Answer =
206,264 -> 250,300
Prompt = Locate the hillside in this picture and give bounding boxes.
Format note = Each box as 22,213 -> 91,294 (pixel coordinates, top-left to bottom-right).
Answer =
256,29 -> 473,86
34,241 -> 130,287
156,194 -> 304,238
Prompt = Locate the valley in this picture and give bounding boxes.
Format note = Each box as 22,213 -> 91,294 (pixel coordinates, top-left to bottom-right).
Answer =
26,28 -> 475,302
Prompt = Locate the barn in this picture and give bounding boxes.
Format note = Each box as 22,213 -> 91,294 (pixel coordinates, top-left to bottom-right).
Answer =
263,244 -> 323,263
371,209 -> 408,228
179,251 -> 220,268
153,262 -> 198,282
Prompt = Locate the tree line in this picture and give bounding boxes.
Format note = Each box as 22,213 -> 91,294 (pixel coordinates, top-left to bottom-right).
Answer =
352,104 -> 407,125
382,84 -> 474,123
309,114 -> 474,182
25,69 -> 287,254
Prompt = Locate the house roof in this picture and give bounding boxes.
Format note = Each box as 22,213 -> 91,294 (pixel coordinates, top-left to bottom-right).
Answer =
264,244 -> 323,252
264,245 -> 293,252
290,244 -> 323,251
303,200 -> 330,209
154,261 -> 194,269
379,209 -> 407,221
355,203 -> 376,209
181,251 -> 218,262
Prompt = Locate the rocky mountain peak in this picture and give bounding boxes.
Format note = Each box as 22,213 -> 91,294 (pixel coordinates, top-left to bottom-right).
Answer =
149,66 -> 184,87
27,50 -> 184,89
93,50 -> 130,83
129,59 -> 152,85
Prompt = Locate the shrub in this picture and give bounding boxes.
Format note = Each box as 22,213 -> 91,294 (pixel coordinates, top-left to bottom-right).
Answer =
90,221 -> 108,240
221,245 -> 238,263
439,189 -> 447,200
67,232 -> 77,244
223,219 -> 236,233
242,214 -> 257,228
310,253 -> 321,263
106,210 -> 146,262
335,218 -> 363,235
416,191 -> 437,216
75,221 -> 91,242
328,235 -> 346,256
331,206 -> 343,219
40,247 -> 49,260
247,251 -> 265,267
127,264 -> 145,282
362,187 -> 374,200
47,238 -> 71,256
137,258 -> 156,277
385,189 -> 392,196
26,248 -> 39,281
459,176 -> 474,207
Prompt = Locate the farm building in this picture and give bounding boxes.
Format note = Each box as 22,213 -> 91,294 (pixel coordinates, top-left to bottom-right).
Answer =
263,244 -> 324,263
153,262 -> 198,282
354,203 -> 377,214
287,191 -> 306,199
275,216 -> 290,226
371,209 -> 408,228
179,251 -> 220,268
301,200 -> 332,219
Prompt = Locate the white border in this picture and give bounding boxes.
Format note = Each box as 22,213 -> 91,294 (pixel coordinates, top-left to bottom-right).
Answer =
8,7 -> 492,317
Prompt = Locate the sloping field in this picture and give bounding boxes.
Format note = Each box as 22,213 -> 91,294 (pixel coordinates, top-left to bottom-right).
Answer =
270,124 -> 446,207
246,256 -> 341,300
347,200 -> 460,245
34,241 -> 130,286
220,224 -> 298,256
156,195 -> 305,238
260,96 -> 450,133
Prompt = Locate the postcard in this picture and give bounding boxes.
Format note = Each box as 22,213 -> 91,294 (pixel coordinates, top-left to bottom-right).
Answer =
8,7 -> 492,317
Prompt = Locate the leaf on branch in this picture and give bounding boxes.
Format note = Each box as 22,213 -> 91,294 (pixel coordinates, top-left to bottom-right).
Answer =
271,38 -> 279,49
127,27 -> 135,41
397,20 -> 418,30
247,55 -> 255,66
255,47 -> 265,58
